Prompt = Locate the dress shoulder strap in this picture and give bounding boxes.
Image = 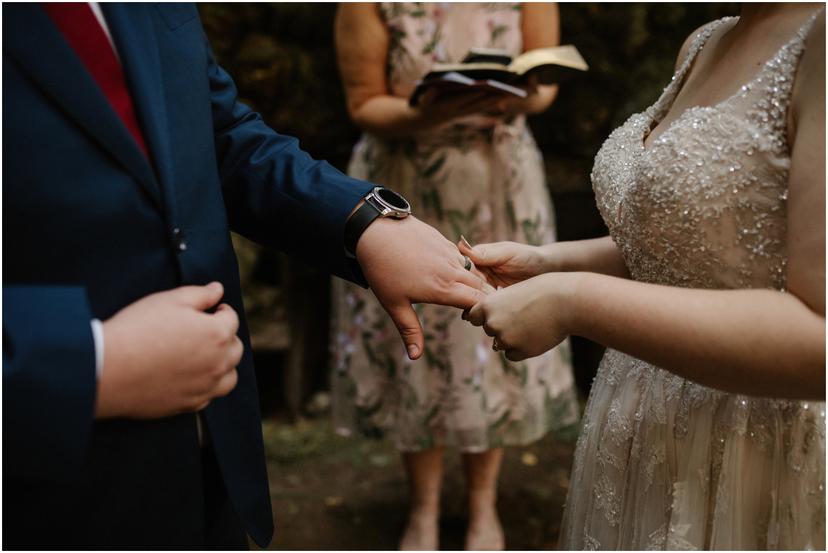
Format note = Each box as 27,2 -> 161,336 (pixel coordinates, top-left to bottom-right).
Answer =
647,17 -> 737,119
737,7 -> 825,149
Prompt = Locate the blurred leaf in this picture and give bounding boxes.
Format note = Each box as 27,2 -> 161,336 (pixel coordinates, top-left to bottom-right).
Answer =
521,451 -> 539,466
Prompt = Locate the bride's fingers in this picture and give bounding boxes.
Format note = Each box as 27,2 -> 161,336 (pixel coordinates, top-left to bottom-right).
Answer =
505,349 -> 528,362
458,242 -> 502,287
465,302 -> 486,326
459,239 -> 504,268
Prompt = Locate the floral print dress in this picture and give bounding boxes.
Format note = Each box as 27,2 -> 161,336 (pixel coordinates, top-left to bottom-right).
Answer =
331,2 -> 579,452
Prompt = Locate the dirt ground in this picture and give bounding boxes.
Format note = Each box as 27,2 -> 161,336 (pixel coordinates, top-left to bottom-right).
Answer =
256,415 -> 579,551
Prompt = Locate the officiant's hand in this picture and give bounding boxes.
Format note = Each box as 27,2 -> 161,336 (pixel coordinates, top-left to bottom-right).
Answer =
415,88 -> 508,125
357,216 -> 487,360
464,272 -> 578,361
488,76 -> 558,117
96,282 -> 242,419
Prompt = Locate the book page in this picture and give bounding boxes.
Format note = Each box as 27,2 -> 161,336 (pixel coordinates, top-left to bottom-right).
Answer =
509,45 -> 589,75
432,62 -> 509,73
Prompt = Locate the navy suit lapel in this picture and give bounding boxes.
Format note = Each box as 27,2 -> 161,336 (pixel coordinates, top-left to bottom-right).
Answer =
103,4 -> 178,218
3,4 -> 162,209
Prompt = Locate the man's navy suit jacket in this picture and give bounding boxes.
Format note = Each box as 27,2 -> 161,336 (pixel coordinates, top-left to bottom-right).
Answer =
3,3 -> 373,547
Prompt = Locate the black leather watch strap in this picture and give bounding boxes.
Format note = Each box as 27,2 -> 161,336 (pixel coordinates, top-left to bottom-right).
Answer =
344,200 -> 381,257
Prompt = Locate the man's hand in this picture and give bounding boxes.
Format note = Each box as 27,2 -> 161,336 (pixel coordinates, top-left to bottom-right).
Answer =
96,282 -> 243,419
356,216 -> 486,360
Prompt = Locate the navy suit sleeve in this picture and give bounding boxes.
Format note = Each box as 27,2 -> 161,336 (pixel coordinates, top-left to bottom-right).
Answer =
206,44 -> 374,287
2,286 -> 97,481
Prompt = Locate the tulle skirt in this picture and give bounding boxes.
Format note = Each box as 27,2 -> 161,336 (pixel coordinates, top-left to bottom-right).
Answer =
560,348 -> 825,550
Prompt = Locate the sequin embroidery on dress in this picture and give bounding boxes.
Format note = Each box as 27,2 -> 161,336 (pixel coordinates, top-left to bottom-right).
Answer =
559,11 -> 825,550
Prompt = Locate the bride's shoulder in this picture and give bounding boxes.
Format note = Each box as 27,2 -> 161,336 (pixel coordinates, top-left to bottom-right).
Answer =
800,9 -> 825,72
671,18 -> 732,72
672,26 -> 703,72
790,11 -> 824,132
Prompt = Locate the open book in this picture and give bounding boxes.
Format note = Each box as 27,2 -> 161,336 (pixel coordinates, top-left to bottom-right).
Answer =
410,45 -> 588,106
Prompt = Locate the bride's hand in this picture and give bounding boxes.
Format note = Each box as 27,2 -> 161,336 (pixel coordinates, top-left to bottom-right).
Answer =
464,272 -> 578,361
458,238 -> 548,288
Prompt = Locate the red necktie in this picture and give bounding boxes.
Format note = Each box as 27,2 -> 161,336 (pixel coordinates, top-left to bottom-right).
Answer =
43,3 -> 150,158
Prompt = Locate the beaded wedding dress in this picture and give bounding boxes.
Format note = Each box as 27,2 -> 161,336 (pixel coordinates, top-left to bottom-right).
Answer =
559,13 -> 825,550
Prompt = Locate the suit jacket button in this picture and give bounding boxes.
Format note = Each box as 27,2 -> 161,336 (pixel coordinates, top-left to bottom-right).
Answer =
173,228 -> 187,252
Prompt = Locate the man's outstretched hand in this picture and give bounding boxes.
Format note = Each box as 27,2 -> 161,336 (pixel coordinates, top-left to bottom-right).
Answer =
356,216 -> 486,360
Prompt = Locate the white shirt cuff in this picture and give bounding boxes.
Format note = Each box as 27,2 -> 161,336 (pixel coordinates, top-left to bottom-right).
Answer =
90,319 -> 104,379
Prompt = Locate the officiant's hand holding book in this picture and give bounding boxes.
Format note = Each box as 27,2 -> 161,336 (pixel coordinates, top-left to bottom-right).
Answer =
412,87 -> 510,126
410,45 -> 588,107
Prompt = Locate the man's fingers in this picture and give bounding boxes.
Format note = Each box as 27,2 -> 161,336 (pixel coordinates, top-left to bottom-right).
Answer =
192,400 -> 211,412
440,282 -> 487,310
468,267 -> 498,294
212,367 -> 239,398
454,267 -> 485,291
387,302 -> 425,360
226,336 -> 244,367
212,303 -> 240,337
170,281 -> 224,311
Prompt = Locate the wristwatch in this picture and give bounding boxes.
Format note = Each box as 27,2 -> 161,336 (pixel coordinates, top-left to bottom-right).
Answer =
344,186 -> 411,257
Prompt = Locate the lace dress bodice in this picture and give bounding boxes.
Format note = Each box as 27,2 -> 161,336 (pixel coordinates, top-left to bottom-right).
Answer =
593,16 -> 798,291
560,13 -> 825,550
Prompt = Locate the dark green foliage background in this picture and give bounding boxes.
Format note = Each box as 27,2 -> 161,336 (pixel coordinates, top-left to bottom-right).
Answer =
199,3 -> 737,174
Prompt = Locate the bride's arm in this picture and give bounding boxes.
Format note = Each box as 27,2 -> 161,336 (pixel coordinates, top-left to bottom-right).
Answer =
469,252 -> 823,399
460,236 -> 630,288
539,237 -> 630,277
563,273 -> 823,399
466,19 -> 825,400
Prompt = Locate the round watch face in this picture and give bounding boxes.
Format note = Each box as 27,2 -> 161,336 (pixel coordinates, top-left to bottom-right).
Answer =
375,187 -> 411,212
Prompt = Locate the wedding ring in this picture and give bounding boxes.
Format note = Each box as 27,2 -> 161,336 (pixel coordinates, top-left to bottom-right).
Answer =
463,256 -> 472,271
